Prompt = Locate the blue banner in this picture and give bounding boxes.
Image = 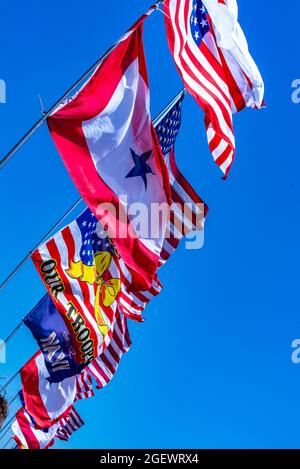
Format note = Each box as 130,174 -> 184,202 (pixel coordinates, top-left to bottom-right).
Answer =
25,295 -> 86,382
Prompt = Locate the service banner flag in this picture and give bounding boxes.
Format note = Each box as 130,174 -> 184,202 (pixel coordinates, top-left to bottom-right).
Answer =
47,22 -> 171,290
24,294 -> 85,382
164,0 -> 264,176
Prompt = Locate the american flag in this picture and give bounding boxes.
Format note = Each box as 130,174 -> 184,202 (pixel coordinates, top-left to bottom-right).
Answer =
76,368 -> 95,400
87,309 -> 131,389
164,0 -> 264,177
12,406 -> 84,449
155,91 -> 208,265
55,407 -> 84,442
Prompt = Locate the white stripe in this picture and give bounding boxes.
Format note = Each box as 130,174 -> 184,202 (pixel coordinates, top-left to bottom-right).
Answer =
169,0 -> 235,145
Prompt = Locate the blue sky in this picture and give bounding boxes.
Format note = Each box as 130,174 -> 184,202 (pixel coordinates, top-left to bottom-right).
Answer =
0,0 -> 300,449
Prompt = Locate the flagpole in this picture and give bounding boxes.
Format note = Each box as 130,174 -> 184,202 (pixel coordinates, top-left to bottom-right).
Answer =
0,2 -> 163,171
0,370 -> 20,395
0,197 -> 83,291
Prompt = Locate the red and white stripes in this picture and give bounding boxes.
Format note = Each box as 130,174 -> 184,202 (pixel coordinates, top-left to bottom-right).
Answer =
164,0 -> 264,176
87,310 -> 131,389
56,408 -> 84,442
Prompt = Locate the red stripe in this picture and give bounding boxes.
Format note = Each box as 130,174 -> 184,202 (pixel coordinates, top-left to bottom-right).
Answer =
164,0 -> 236,175
21,352 -> 52,429
15,409 -> 39,450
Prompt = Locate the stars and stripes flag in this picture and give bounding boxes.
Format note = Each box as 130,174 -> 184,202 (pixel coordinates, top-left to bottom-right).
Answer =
155,91 -> 208,265
55,407 -> 84,442
164,0 -> 264,176
87,309 -> 131,389
12,406 -> 84,449
47,21 -> 172,291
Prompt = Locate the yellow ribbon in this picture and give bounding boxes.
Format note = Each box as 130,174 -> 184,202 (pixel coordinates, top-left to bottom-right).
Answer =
66,252 -> 120,336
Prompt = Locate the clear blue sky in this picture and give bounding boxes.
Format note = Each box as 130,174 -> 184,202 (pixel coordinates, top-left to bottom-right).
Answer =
0,0 -> 300,449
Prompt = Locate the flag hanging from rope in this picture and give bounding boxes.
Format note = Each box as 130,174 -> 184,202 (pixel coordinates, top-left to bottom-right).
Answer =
20,351 -> 91,428
12,406 -> 84,449
163,0 -> 264,176
47,22 -> 171,291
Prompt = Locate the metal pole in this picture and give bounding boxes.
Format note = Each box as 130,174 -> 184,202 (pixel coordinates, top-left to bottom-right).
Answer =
1,436 -> 13,449
0,2 -> 162,171
0,423 -> 13,443
0,370 -> 20,395
0,197 -> 83,291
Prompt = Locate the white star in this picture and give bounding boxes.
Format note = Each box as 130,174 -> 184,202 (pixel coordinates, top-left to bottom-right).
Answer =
194,31 -> 200,40
82,250 -> 86,255
200,19 -> 208,27
193,17 -> 198,25
201,5 -> 205,14
82,221 -> 87,227
194,3 -> 197,11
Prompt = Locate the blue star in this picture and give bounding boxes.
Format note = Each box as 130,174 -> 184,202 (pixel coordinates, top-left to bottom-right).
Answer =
125,148 -> 155,190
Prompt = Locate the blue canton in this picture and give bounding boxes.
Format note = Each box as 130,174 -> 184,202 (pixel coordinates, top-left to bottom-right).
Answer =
155,93 -> 184,156
76,208 -> 115,266
190,0 -> 210,47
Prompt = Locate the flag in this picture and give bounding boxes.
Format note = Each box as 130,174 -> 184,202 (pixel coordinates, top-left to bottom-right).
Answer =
76,367 -> 94,400
12,406 -> 83,449
20,351 -> 79,428
24,294 -> 86,382
12,408 -> 60,449
154,91 -> 208,264
202,0 -> 264,108
164,0 -> 264,176
47,22 -> 171,290
87,309 -> 131,389
55,407 -> 84,442
32,209 -> 160,363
